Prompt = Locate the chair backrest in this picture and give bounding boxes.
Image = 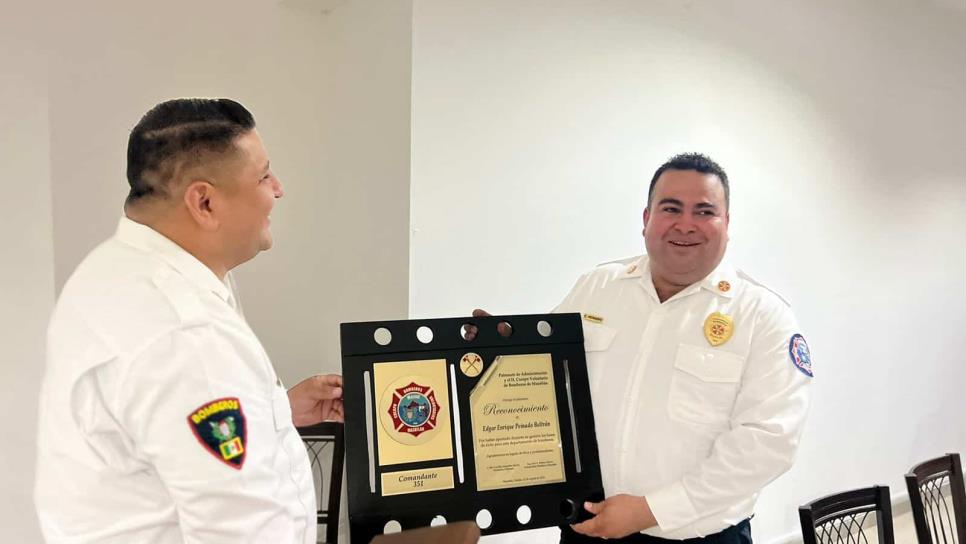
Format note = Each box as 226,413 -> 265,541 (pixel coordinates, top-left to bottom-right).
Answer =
906,453 -> 966,544
298,422 -> 346,544
799,486 -> 895,544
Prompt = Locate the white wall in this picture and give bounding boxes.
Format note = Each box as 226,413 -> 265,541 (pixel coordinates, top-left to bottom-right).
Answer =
411,1 -> 966,542
0,5 -> 53,541
45,0 -> 412,385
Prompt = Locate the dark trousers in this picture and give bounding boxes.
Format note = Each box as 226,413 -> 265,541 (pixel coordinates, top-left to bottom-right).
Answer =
560,519 -> 752,544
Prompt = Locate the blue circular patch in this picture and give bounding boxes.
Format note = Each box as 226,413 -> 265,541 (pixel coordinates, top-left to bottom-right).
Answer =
789,333 -> 813,377
397,392 -> 432,427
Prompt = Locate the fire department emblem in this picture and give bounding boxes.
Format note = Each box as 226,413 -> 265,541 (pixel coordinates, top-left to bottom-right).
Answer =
459,352 -> 483,378
789,333 -> 814,377
703,312 -> 734,347
387,382 -> 439,437
187,397 -> 247,469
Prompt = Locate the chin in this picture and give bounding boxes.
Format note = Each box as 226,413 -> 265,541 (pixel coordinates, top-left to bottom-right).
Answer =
260,232 -> 274,251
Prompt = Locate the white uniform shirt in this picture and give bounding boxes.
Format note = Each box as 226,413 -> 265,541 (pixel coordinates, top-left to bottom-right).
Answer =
35,217 -> 316,543
557,255 -> 812,539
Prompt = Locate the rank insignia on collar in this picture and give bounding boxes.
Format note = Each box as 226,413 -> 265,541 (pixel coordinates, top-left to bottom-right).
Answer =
187,397 -> 247,469
703,312 -> 734,347
789,334 -> 813,377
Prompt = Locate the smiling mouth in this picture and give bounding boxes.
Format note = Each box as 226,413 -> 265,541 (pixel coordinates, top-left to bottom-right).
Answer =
669,241 -> 700,247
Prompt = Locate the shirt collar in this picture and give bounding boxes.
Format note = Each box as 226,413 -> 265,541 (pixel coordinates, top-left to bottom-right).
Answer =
114,215 -> 232,304
619,254 -> 736,299
697,259 -> 737,299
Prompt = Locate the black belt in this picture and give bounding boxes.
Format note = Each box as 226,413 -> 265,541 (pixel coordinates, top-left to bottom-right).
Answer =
559,518 -> 752,544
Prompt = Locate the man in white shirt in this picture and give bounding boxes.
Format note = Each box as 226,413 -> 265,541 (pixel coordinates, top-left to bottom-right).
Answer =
35,98 -> 343,543
474,153 -> 812,543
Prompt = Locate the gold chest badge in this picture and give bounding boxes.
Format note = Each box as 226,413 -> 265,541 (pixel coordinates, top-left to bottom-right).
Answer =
703,312 -> 734,347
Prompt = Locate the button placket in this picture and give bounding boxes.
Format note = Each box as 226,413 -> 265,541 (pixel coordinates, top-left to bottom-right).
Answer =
615,299 -> 666,481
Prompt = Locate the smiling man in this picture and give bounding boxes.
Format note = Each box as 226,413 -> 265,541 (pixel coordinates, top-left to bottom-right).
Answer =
556,153 -> 814,543
35,99 -> 343,543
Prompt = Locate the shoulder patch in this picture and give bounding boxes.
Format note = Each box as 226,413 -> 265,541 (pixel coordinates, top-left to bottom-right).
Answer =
788,334 -> 813,377
187,397 -> 247,469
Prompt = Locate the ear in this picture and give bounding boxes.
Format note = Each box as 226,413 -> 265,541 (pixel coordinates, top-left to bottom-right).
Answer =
183,180 -> 219,231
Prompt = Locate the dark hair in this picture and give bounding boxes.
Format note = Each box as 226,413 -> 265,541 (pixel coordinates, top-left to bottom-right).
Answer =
647,152 -> 729,210
126,98 -> 256,205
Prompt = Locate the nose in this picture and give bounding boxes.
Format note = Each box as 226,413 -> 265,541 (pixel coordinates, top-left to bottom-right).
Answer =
673,215 -> 697,234
273,177 -> 284,199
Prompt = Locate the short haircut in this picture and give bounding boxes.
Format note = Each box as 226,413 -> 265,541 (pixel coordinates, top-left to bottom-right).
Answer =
126,98 -> 256,205
647,152 -> 730,210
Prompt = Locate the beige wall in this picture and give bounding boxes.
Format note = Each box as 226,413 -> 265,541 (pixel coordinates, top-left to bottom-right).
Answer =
0,5 -> 53,541
3,1 -> 411,540
46,0 -> 412,385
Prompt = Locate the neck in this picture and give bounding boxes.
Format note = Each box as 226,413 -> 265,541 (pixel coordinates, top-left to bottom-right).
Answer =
125,205 -> 229,280
651,277 -> 688,303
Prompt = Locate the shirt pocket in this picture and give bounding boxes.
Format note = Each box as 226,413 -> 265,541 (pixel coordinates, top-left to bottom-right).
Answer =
667,343 -> 745,430
272,384 -> 294,431
583,321 -> 618,352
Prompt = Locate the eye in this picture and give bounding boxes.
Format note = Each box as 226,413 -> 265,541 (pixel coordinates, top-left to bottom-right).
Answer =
661,206 -> 681,214
698,210 -> 717,216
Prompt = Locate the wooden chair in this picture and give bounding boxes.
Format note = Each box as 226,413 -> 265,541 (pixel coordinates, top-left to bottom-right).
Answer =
298,422 -> 345,544
799,486 -> 895,544
906,453 -> 966,544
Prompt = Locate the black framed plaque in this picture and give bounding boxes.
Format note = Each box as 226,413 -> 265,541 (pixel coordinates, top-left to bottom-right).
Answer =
340,313 -> 603,544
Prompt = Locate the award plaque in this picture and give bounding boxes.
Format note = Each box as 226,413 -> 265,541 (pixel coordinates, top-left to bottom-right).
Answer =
340,313 -> 603,543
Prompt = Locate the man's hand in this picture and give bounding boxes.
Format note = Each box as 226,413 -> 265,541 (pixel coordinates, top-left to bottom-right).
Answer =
288,374 -> 344,427
570,494 -> 657,540
463,309 -> 511,340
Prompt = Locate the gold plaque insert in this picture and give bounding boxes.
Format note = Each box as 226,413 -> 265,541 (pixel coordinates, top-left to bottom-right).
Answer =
374,359 -> 454,467
470,353 -> 566,491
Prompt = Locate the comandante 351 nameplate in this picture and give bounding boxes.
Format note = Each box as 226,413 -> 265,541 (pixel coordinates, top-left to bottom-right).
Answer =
381,467 -> 456,496
470,353 -> 565,491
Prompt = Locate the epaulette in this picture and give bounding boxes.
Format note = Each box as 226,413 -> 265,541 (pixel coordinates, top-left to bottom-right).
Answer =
736,269 -> 792,307
152,267 -> 210,327
596,255 -> 640,268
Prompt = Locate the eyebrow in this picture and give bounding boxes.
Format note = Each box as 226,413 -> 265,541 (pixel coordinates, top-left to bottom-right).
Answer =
656,198 -> 718,210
